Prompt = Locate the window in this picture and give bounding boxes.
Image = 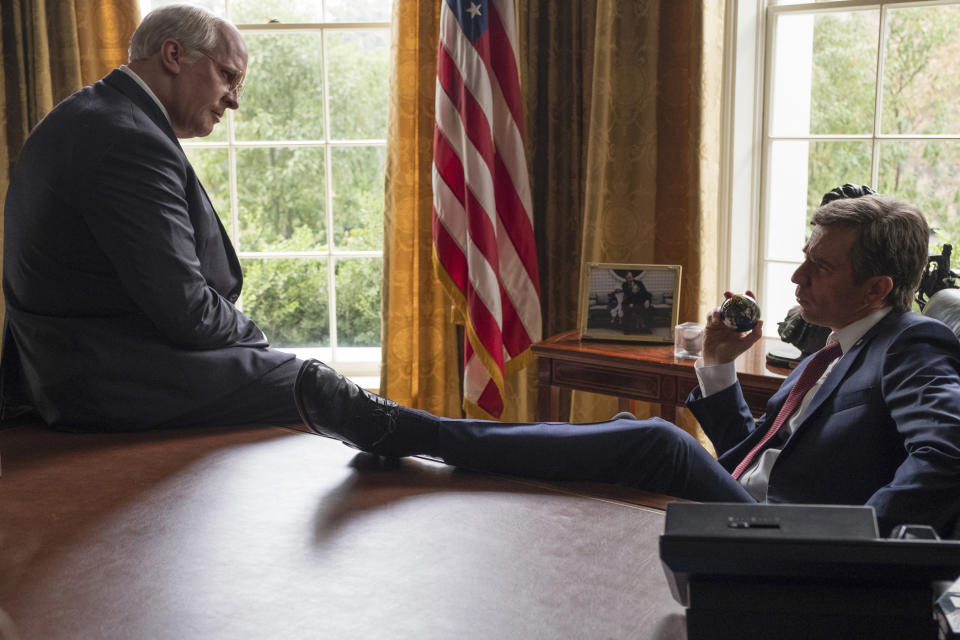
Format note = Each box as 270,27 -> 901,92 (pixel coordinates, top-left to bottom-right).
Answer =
139,0 -> 391,386
721,0 -> 960,331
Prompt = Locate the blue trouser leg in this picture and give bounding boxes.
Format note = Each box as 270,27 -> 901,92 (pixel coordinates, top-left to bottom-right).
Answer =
428,413 -> 755,503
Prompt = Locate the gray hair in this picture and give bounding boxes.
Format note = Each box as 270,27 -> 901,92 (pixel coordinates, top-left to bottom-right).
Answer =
811,194 -> 929,312
128,4 -> 224,62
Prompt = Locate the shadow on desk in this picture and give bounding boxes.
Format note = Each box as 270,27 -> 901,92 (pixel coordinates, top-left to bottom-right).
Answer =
0,422 -> 686,640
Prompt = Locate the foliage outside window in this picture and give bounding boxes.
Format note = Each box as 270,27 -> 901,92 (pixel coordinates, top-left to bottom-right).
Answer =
761,0 -> 960,328
140,0 -> 390,380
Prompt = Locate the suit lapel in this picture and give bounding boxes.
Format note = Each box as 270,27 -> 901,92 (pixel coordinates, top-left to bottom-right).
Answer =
100,68 -> 244,298
792,312 -> 897,430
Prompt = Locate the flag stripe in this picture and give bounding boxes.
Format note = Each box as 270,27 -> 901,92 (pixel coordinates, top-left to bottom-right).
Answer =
433,129 -> 505,339
436,39 -> 494,172
492,153 -> 539,292
486,4 -> 524,133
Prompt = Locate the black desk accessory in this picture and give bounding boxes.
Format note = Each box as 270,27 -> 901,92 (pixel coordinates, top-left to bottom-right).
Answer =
659,503 -> 960,640
936,575 -> 960,639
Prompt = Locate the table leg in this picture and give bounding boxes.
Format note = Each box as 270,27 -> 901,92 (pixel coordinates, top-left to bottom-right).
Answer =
660,403 -> 677,424
536,357 -> 560,421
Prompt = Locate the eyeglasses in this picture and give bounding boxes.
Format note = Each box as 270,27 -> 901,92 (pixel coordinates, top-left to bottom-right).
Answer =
197,49 -> 245,98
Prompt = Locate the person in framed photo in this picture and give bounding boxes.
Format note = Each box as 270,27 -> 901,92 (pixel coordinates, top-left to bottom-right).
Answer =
621,271 -> 653,334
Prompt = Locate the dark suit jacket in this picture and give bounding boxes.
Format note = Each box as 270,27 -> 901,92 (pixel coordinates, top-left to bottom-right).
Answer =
687,311 -> 960,536
1,69 -> 294,429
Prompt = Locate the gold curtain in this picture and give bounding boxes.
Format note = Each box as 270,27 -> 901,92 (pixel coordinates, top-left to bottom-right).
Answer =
567,0 -> 723,436
0,0 -> 139,333
383,0 -> 722,429
381,0 -> 463,417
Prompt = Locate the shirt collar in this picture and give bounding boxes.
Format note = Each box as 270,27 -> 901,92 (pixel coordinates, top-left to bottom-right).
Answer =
119,65 -> 171,124
828,307 -> 891,354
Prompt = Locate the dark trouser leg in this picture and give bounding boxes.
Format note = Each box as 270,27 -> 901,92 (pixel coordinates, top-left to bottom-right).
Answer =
158,358 -> 305,429
421,412 -> 754,503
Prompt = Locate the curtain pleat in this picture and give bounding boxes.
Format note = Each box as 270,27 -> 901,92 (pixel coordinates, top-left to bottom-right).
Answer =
380,0 -> 463,417
0,0 -> 139,339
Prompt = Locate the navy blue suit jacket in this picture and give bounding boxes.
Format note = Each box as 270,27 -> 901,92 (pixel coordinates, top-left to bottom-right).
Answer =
1,69 -> 293,429
686,311 -> 960,536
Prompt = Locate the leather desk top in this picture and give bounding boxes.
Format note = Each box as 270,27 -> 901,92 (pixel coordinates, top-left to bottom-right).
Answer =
0,423 -> 685,640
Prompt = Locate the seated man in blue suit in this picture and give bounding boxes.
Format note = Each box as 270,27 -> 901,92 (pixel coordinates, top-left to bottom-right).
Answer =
297,192 -> 960,538
4,7 -> 957,538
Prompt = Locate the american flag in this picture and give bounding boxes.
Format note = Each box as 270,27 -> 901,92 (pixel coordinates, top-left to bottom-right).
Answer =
432,0 -> 541,418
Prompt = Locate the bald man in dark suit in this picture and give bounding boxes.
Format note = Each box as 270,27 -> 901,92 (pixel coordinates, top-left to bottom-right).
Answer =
1,5 -> 300,429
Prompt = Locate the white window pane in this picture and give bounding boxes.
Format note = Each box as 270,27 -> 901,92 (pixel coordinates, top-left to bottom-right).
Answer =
878,140 -> 960,245
881,4 -> 960,136
330,145 -> 386,250
770,13 -> 814,137
241,257 -> 330,347
809,10 -> 878,135
805,140 -> 873,216
236,147 -> 327,252
763,261 -> 801,338
766,141 -> 812,262
230,0 -> 321,24
142,0 -> 226,16
767,139 -> 873,261
234,33 -> 325,141
327,29 -> 390,139
771,10 -> 879,136
326,0 -> 391,23
230,0 -> 390,23
335,257 -> 382,347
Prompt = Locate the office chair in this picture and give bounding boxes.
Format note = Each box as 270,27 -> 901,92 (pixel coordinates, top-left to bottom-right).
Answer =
920,288 -> 960,539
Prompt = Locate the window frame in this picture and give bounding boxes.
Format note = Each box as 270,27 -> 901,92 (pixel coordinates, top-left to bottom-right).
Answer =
719,0 -> 960,332
181,18 -> 391,384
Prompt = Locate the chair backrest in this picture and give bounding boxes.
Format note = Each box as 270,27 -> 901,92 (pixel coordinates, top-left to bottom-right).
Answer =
922,288 -> 960,338
921,289 -> 960,539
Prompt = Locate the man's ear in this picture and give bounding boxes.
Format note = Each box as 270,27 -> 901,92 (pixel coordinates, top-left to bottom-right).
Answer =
158,38 -> 186,74
864,274 -> 894,307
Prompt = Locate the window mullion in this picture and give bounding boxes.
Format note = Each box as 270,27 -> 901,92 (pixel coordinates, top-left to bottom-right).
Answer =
320,27 -> 339,362
227,119 -> 240,246
871,4 -> 888,187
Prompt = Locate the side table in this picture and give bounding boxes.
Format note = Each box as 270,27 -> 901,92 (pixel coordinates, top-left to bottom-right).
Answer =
531,330 -> 792,422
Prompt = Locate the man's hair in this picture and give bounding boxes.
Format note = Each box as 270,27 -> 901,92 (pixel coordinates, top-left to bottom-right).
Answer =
811,194 -> 929,312
128,4 -> 223,62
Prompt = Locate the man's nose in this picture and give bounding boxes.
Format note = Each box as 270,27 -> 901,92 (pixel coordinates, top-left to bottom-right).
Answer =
791,263 -> 806,284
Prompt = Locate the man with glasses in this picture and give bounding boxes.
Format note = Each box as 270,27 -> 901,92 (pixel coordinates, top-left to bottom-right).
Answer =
2,4 -> 302,429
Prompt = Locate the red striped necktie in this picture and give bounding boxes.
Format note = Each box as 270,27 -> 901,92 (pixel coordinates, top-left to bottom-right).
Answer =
731,340 -> 843,480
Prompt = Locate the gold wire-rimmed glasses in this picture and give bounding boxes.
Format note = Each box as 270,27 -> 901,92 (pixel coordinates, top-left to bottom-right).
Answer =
197,49 -> 245,98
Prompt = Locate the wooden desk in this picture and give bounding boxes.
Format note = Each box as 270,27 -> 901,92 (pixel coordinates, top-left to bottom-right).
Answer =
0,423 -> 686,640
532,331 -> 792,422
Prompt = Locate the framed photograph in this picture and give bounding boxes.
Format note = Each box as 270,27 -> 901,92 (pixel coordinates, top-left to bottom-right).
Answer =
578,263 -> 682,343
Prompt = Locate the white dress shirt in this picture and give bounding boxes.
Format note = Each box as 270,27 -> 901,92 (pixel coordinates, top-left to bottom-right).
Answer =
119,65 -> 172,125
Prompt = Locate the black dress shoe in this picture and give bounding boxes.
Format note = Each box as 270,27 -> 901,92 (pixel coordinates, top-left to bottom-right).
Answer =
294,359 -> 401,455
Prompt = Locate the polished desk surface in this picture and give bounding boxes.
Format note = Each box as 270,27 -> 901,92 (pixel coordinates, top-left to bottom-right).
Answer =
0,422 -> 686,640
